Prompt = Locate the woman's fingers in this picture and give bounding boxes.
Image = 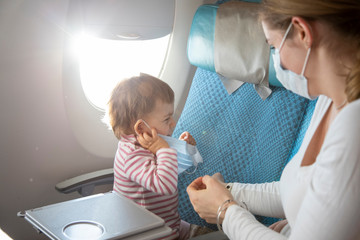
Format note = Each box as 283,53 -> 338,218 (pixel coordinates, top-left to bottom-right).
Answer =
269,222 -> 277,230
269,219 -> 288,233
187,175 -> 235,224
187,176 -> 208,208
187,176 -> 206,192
274,220 -> 288,233
212,172 -> 224,183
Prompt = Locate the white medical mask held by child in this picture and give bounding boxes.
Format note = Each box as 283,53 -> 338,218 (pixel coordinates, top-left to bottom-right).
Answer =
272,23 -> 316,100
140,120 -> 203,174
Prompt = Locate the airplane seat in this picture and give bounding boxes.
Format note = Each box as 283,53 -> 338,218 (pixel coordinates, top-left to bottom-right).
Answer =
55,0 -> 317,232
172,1 -> 317,229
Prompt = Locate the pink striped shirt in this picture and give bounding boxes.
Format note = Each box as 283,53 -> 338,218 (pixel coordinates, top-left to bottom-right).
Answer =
113,135 -> 180,240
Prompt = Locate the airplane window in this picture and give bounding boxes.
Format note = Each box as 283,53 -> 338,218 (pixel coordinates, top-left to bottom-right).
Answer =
0,228 -> 12,240
72,33 -> 170,110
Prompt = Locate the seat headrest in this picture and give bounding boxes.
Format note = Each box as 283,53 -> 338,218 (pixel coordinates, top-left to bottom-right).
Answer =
187,2 -> 283,99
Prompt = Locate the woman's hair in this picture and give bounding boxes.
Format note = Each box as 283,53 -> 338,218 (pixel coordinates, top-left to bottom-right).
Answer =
259,0 -> 360,102
106,73 -> 174,139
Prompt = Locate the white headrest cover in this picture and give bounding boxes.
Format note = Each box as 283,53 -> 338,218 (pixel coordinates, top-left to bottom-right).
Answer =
214,2 -> 271,99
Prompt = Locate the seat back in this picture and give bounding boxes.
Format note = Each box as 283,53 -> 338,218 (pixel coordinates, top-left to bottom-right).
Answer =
172,2 -> 317,228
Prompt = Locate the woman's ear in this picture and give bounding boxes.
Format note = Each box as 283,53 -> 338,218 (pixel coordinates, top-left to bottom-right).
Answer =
291,17 -> 313,49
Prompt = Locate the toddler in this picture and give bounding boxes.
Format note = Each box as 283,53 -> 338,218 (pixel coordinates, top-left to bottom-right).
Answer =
106,73 -> 197,239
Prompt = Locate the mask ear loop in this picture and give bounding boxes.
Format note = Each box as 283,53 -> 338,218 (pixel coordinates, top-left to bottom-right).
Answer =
301,47 -> 311,76
184,165 -> 198,174
140,119 -> 152,130
278,22 -> 311,77
184,142 -> 200,174
279,22 -> 293,51
135,119 -> 152,137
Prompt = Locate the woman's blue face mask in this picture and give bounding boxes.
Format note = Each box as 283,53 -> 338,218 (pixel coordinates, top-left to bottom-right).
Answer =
272,23 -> 316,100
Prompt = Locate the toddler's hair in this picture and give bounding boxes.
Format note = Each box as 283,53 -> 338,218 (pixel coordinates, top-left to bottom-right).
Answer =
107,73 -> 174,139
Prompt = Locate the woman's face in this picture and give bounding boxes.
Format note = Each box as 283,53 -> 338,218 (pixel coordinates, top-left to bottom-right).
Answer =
261,20 -> 321,97
261,20 -> 310,76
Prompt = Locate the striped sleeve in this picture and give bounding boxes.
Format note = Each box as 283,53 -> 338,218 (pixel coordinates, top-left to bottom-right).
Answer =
123,147 -> 178,195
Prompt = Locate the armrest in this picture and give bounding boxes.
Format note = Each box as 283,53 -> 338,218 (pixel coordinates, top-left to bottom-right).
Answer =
55,168 -> 114,197
190,231 -> 229,240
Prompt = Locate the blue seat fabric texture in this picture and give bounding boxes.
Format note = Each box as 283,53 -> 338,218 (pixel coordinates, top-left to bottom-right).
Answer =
186,4 -> 217,72
173,68 -> 317,228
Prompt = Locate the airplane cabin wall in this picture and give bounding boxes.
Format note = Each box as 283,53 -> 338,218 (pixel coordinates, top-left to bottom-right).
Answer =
0,0 -> 212,239
0,1 -> 100,239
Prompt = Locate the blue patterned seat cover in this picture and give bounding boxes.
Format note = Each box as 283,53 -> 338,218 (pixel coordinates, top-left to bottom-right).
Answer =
172,68 -> 316,228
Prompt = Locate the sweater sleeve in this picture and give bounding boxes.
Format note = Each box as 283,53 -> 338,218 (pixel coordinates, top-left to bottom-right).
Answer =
222,181 -> 288,239
124,147 -> 178,195
223,205 -> 287,240
231,181 -> 285,218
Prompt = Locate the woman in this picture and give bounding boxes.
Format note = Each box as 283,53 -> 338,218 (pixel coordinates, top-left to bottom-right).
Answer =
187,0 -> 360,239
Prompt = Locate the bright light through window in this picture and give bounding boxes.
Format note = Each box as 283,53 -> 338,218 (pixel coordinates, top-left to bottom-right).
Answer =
72,33 -> 170,110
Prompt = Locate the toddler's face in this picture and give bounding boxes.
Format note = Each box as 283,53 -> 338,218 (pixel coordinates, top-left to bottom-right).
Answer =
143,99 -> 175,136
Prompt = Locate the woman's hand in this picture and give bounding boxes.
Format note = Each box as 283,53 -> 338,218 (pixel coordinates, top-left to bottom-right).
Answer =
179,131 -> 196,145
269,219 -> 288,233
187,174 -> 234,224
212,172 -> 225,184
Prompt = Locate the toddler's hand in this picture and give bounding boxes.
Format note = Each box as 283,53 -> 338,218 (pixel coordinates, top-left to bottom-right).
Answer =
137,128 -> 169,154
179,131 -> 196,145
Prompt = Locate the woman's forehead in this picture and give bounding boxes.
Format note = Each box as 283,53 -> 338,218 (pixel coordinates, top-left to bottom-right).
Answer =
261,21 -> 284,45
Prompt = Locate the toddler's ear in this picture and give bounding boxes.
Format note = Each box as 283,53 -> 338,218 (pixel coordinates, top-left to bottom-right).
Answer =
134,119 -> 152,136
134,119 -> 144,136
